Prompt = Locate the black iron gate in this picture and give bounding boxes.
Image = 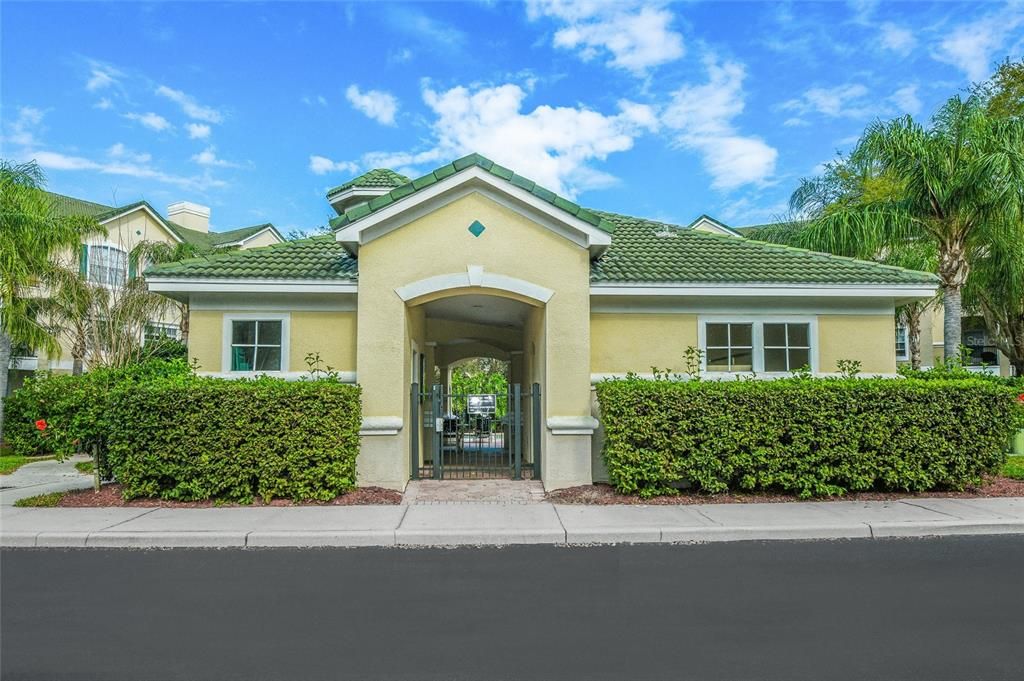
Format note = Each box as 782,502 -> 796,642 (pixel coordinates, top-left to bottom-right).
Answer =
411,383 -> 541,480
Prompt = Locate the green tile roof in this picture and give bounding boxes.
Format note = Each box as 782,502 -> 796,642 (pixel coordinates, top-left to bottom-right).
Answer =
145,234 -> 357,280
327,169 -> 411,196
138,159 -> 937,288
589,211 -> 937,286
328,153 -> 617,234
44,191 -> 278,252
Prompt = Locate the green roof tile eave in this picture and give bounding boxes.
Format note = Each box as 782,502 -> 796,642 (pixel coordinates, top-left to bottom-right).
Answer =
329,153 -> 617,236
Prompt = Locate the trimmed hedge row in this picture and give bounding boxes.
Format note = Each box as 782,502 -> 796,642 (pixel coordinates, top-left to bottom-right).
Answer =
4,361 -> 362,503
4,359 -> 193,464
106,378 -> 361,502
596,377 -> 1023,498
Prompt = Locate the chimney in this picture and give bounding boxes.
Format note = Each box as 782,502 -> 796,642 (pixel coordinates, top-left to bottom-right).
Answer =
167,201 -> 210,233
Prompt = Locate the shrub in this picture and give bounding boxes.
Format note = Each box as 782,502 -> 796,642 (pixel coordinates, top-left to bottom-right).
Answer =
596,377 -> 1023,498
105,377 -> 361,503
3,359 -> 193,467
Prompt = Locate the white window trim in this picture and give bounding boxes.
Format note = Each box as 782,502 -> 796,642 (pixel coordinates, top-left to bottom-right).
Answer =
85,242 -> 130,289
895,322 -> 909,361
144,322 -> 180,343
221,313 -> 290,374
698,315 -> 819,375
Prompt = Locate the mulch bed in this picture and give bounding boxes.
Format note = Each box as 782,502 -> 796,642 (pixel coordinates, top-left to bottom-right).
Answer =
547,476 -> 1024,505
54,483 -> 402,507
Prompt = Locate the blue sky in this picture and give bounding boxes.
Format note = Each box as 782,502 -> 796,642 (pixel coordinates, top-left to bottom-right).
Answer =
3,1 -> 1022,235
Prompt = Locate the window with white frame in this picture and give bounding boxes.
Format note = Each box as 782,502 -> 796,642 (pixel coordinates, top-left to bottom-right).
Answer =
144,322 -> 180,343
895,322 -> 908,361
705,322 -> 754,372
763,323 -> 811,372
87,245 -> 128,287
703,319 -> 815,374
230,320 -> 283,371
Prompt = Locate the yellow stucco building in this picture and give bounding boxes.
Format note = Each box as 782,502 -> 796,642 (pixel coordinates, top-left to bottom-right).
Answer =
8,193 -> 283,387
147,154 -> 939,491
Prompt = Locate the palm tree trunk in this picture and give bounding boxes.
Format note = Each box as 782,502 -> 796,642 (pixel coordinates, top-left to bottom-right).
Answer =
0,331 -> 11,444
942,286 -> 963,363
907,310 -> 923,370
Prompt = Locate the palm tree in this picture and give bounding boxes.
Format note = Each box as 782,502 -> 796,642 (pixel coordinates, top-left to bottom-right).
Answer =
782,157 -> 939,368
130,240 -> 201,343
965,221 -> 1024,376
793,96 -> 1024,358
0,161 -> 101,442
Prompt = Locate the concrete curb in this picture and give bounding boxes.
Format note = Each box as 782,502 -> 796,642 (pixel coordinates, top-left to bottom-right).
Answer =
4,518 -> 1024,548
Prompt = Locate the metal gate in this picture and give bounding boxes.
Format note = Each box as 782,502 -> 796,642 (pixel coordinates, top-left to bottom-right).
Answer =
411,383 -> 541,480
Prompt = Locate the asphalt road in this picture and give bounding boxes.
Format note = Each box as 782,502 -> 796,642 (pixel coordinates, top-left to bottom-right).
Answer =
2,536 -> 1023,681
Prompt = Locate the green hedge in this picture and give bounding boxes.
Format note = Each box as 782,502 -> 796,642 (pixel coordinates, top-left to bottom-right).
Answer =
3,359 -> 193,463
597,377 -> 1023,498
106,377 -> 361,502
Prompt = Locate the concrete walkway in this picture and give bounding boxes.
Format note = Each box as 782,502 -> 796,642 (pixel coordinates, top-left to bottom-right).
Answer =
3,495 -> 1023,548
0,455 -> 93,507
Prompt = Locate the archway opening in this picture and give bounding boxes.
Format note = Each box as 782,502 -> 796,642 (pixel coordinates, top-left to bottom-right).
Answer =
408,292 -> 543,480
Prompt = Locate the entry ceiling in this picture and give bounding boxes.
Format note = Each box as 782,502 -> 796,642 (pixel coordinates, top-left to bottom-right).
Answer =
421,294 -> 531,328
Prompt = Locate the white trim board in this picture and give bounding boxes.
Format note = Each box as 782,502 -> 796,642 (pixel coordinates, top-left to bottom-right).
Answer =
395,266 -> 554,304
199,370 -> 357,383
221,313 -> 291,374
591,283 -> 937,298
333,166 -> 612,256
148,278 -> 358,294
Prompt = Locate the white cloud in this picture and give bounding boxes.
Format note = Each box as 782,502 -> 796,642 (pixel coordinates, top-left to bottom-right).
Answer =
3,106 -> 45,146
934,6 -> 1024,81
526,0 -> 684,75
345,85 -> 399,126
317,80 -> 657,197
783,117 -> 810,127
889,84 -> 921,116
94,97 -> 113,111
155,85 -> 224,123
879,22 -> 916,56
107,142 -> 152,164
123,111 -> 173,132
24,148 -> 225,191
418,81 -> 657,195
186,123 -> 212,140
782,83 -> 873,118
191,146 -> 239,168
309,155 -> 360,175
85,60 -> 122,92
662,58 -> 778,190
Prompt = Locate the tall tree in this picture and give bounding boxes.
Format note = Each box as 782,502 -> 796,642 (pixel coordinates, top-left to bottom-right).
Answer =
0,161 -> 100,441
130,240 -> 201,343
792,96 -> 1024,358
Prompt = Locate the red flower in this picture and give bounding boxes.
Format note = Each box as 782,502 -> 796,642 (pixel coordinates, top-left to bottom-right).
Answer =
35,419 -> 47,431
1018,394 -> 1024,405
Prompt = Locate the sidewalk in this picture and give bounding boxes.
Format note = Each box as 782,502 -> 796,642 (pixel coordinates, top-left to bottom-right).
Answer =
0,455 -> 94,507
3,495 -> 1023,548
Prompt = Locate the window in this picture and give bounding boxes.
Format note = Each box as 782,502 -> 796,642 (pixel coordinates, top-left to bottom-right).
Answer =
963,319 -> 999,367
230,320 -> 283,371
87,245 -> 128,287
702,319 -> 816,374
145,323 -> 180,343
763,323 -> 811,372
895,323 -> 908,361
705,323 -> 753,372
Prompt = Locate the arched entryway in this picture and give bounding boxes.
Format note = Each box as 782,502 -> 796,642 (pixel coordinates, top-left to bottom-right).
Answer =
406,291 -> 543,480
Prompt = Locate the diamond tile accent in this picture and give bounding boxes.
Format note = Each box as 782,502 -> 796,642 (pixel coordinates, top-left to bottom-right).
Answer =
468,220 -> 486,237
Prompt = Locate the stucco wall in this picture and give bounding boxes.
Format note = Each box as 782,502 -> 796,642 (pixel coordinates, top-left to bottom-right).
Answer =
818,314 -> 897,374
187,309 -> 357,374
238,230 -> 281,249
591,313 -> 698,374
38,208 -> 184,371
355,190 -> 592,488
